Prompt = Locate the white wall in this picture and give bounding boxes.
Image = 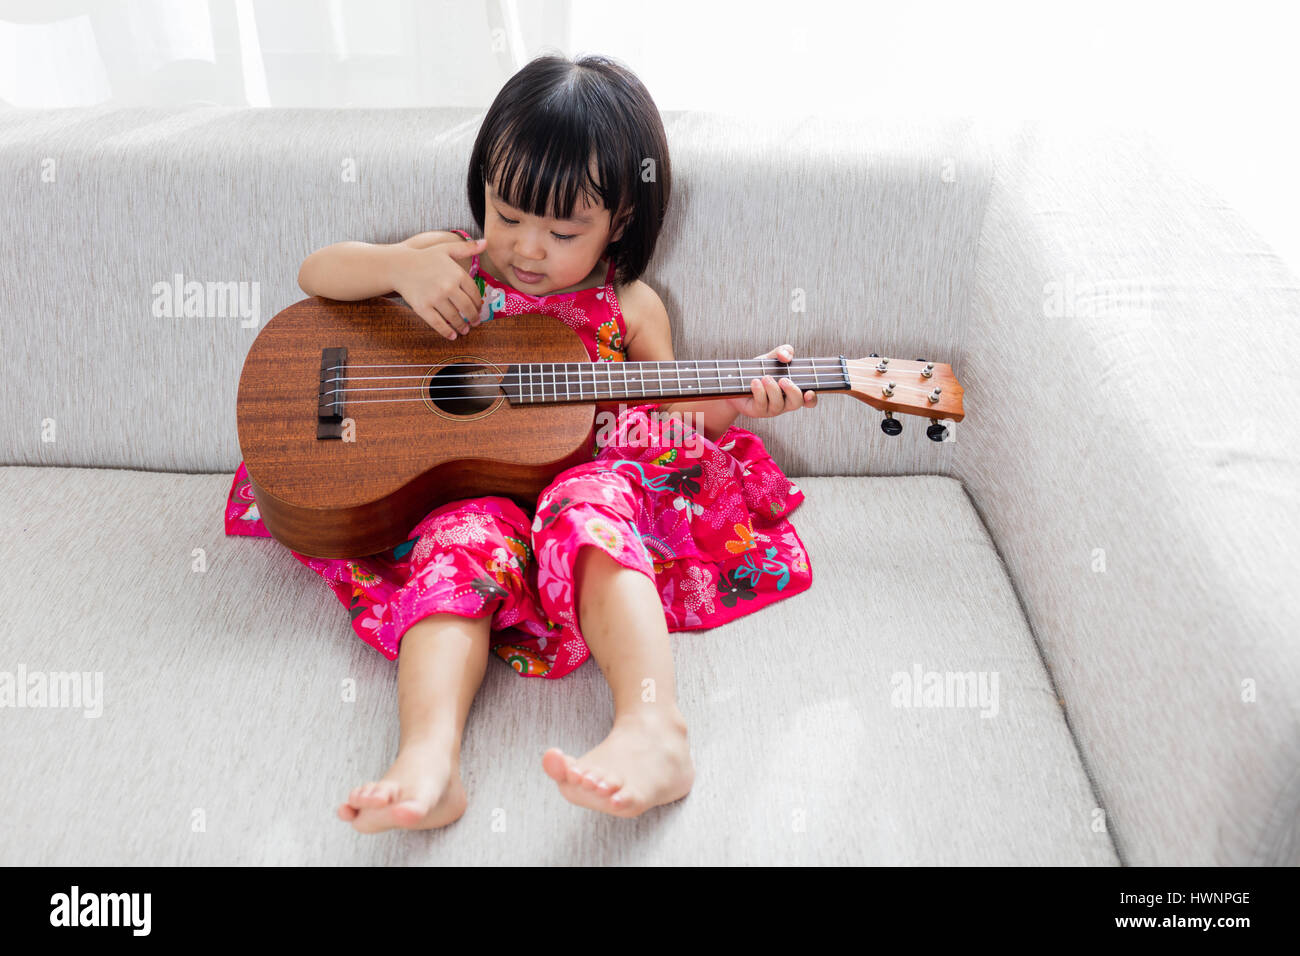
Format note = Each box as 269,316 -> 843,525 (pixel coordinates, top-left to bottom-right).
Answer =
570,0 -> 1300,276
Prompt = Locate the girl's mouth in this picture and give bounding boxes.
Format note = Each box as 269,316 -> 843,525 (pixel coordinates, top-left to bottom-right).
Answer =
513,265 -> 544,284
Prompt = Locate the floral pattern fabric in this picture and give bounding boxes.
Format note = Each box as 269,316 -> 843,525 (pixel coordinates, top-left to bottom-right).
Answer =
224,231 -> 812,678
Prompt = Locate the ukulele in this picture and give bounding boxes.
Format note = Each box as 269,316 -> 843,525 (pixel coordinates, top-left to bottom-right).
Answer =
236,296 -> 965,558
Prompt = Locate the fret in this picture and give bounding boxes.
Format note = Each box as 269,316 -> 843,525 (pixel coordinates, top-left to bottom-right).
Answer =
721,358 -> 738,394
515,357 -> 849,405
621,361 -> 637,403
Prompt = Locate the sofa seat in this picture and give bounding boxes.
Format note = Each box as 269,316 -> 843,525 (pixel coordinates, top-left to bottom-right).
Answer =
0,465 -> 1117,865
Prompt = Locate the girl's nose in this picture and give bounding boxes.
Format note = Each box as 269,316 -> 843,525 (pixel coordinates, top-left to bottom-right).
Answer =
516,229 -> 546,261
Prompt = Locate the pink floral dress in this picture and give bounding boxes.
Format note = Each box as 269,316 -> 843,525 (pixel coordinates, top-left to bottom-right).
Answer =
225,232 -> 812,679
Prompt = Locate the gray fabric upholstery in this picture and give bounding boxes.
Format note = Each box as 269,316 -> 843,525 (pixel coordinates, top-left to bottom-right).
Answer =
0,466 -> 1113,865
1,106 -> 1293,865
959,123 -> 1300,866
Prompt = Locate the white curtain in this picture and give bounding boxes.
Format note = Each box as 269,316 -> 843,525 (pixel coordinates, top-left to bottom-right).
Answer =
0,0 -> 569,107
1,0 -> 1296,272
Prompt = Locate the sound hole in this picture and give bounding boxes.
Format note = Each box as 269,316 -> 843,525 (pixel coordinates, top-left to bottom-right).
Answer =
428,362 -> 500,415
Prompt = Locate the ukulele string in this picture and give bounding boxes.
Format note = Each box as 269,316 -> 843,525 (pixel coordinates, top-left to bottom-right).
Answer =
323,359 -> 931,373
318,359 -> 938,402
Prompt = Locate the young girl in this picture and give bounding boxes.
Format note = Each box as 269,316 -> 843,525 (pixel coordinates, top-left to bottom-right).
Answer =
225,54 -> 817,830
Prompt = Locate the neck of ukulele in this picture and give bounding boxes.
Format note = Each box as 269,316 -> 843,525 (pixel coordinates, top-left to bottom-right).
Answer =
504,357 -> 848,405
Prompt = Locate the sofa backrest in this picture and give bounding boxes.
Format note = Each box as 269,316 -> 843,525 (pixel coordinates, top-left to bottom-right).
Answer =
0,106 -> 993,476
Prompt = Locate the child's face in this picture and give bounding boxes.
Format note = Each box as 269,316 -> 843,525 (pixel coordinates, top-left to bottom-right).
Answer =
482,172 -> 625,293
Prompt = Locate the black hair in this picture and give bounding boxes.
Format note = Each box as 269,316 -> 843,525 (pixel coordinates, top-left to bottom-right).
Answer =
468,53 -> 671,285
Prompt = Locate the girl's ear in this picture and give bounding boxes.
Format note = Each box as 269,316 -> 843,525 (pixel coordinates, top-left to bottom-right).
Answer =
608,207 -> 632,244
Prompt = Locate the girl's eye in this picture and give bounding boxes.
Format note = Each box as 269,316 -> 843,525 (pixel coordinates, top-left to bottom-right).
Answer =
495,210 -> 574,241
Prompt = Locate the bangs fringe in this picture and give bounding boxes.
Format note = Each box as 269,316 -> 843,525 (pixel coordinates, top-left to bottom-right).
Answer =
485,121 -> 616,222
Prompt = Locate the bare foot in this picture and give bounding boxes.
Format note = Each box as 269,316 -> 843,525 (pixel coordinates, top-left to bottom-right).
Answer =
542,709 -> 694,817
338,741 -> 468,833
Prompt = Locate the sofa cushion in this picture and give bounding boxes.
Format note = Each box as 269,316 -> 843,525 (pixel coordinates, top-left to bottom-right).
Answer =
0,466 -> 1114,864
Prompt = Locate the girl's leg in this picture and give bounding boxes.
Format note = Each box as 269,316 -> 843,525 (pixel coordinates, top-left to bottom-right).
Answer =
541,546 -> 695,817
339,611 -> 491,833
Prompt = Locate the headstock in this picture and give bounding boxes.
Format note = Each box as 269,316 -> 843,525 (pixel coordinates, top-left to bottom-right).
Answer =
843,354 -> 965,441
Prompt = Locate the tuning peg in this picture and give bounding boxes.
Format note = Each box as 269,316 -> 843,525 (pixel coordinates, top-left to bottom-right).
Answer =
881,412 -> 902,436
926,420 -> 950,443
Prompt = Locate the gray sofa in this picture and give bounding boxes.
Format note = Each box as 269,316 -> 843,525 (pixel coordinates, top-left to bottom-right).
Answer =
1,107 -> 1295,865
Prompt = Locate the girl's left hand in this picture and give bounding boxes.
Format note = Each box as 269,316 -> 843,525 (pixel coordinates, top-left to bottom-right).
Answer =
726,344 -> 818,419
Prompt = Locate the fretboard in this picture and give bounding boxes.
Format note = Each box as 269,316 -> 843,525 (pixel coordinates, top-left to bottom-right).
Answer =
501,357 -> 850,405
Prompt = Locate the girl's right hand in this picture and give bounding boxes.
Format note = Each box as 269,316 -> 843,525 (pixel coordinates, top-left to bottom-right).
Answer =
391,237 -> 487,340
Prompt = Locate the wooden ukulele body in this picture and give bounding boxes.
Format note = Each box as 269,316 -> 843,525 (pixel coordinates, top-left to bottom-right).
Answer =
237,296 -> 610,559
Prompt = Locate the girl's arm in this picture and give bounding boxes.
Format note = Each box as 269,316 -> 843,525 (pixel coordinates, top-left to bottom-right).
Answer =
621,282 -> 741,444
297,230 -> 463,300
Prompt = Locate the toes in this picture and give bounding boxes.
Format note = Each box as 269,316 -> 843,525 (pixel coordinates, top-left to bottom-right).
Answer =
544,747 -> 631,796
590,761 -> 624,791
583,769 -> 620,793
349,800 -> 412,834
337,803 -> 358,822
541,748 -> 574,784
349,809 -> 393,835
351,781 -> 398,809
